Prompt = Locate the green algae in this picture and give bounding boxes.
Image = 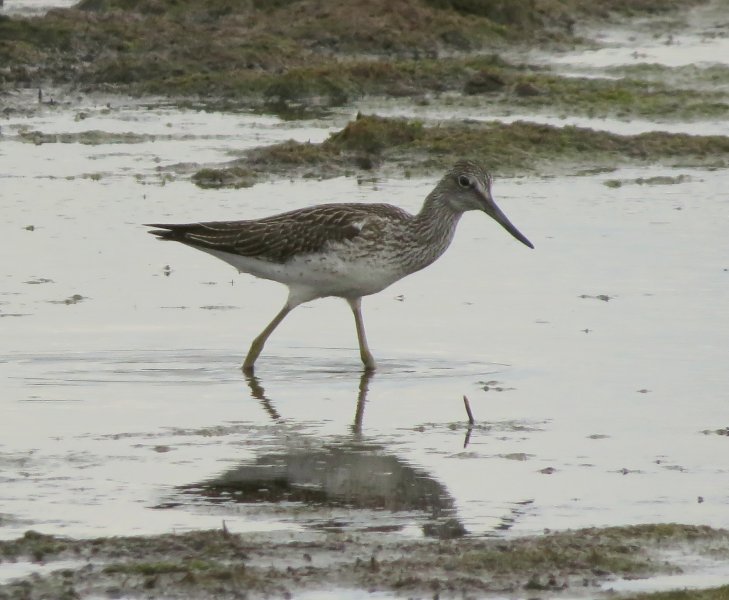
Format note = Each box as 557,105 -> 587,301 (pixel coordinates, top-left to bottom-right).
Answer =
194,114 -> 729,187
622,586 -> 729,600
327,114 -> 425,153
446,536 -> 653,575
104,561 -> 195,576
16,129 -> 156,145
0,530 -> 71,562
604,174 -> 691,188
583,523 -> 727,543
490,71 -> 729,120
1,0 -> 720,122
0,13 -> 74,52
1,524 -> 727,599
0,1 -> 512,92
142,60 -> 729,121
10,36 -> 726,123
606,63 -> 729,89
192,167 -> 258,189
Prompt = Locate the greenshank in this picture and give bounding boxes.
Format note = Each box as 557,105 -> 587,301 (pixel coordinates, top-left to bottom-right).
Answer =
148,161 -> 533,372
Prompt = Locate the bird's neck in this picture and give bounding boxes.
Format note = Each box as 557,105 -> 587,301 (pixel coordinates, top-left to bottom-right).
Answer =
415,191 -> 463,235
405,192 -> 463,271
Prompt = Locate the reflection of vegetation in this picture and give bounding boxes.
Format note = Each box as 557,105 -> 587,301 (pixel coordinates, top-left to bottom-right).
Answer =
194,114 -> 729,186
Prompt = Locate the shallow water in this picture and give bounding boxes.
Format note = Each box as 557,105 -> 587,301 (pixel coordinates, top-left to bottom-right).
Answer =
1,4 -> 729,597
356,101 -> 729,136
0,560 -> 88,586
545,0 -> 729,70
2,92 -> 728,547
0,0 -> 76,16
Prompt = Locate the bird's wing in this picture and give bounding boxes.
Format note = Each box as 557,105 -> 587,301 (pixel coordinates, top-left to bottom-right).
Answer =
147,203 -> 409,263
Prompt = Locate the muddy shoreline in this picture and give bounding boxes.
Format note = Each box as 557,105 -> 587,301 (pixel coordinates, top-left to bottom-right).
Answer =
4,0 -> 729,186
2,524 -> 729,599
3,0 -> 728,122
2,1 -> 729,599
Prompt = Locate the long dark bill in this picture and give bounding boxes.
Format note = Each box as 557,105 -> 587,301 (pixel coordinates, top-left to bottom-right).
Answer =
482,195 -> 534,249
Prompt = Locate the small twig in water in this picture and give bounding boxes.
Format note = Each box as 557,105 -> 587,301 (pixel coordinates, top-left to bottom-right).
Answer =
463,395 -> 475,425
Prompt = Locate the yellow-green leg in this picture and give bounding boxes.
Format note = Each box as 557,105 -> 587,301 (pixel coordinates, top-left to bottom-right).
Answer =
242,303 -> 291,373
348,298 -> 376,371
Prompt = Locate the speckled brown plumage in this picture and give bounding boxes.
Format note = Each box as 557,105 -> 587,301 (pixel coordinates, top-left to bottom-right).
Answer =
148,203 -> 410,264
147,160 -> 533,372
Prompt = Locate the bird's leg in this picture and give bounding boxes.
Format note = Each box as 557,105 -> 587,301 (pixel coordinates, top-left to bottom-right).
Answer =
242,303 -> 292,373
347,297 -> 377,371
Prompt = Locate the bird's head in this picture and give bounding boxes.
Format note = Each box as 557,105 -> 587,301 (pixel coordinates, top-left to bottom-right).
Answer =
438,160 -> 534,249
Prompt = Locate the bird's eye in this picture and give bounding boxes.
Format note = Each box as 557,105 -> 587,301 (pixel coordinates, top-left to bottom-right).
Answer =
458,175 -> 471,188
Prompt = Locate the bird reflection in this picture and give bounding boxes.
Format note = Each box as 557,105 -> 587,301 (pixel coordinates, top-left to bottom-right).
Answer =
351,369 -> 370,436
243,369 -> 372,435
177,370 -> 466,538
243,370 -> 284,423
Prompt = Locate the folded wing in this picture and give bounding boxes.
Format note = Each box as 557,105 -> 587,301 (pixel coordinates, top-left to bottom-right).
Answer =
147,203 -> 408,263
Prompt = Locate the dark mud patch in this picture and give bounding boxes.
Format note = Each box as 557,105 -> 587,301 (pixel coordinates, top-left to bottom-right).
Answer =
479,379 -> 515,392
192,114 -> 729,186
701,427 -> 729,437
580,294 -> 614,301
47,294 -> 87,305
198,305 -> 239,311
191,167 -> 258,189
1,524 -> 727,599
15,129 -> 157,145
603,174 -> 692,188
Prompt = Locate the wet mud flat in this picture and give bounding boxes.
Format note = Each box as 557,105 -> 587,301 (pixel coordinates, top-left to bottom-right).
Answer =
2,524 -> 729,599
2,0 -> 729,599
3,0 -> 729,123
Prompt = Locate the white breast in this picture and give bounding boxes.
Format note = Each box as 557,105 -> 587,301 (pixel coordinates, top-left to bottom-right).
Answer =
200,246 -> 403,302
